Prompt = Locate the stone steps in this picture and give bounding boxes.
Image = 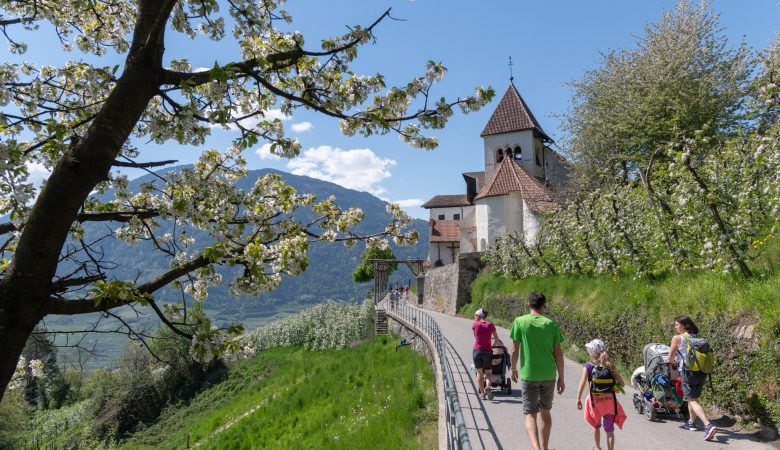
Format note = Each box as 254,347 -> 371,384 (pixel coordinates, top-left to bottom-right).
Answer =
375,309 -> 388,334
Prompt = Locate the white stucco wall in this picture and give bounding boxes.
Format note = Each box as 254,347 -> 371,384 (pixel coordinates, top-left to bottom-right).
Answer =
522,199 -> 542,245
505,192 -> 524,237
483,130 -> 541,179
427,206 -> 467,221
475,203 -> 490,251
476,195 -> 525,250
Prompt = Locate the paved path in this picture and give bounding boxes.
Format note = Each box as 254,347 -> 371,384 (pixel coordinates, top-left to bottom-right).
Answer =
423,308 -> 771,450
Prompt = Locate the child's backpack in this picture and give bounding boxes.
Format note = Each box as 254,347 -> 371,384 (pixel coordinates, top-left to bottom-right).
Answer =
589,364 -> 618,414
681,333 -> 715,374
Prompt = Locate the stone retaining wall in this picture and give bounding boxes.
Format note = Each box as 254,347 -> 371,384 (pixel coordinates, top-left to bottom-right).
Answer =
422,252 -> 484,314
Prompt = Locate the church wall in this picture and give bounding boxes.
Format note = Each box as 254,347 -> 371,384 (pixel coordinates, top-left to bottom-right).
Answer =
475,203 -> 490,251
522,199 -> 542,245
504,192 -> 524,237
475,196 -> 507,250
483,130 -> 536,179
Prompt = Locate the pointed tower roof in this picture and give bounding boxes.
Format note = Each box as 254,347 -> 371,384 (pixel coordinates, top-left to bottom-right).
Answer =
480,83 -> 552,142
474,158 -> 557,212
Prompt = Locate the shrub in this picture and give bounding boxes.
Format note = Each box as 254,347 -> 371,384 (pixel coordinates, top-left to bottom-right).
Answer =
247,299 -> 374,351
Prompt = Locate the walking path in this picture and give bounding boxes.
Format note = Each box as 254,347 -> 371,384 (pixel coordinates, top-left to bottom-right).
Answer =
423,308 -> 771,450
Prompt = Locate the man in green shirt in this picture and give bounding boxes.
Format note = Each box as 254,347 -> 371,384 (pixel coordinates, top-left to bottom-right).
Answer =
510,292 -> 565,450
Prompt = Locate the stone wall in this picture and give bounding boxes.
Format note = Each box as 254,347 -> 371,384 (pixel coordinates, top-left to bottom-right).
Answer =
422,252 -> 484,314
422,262 -> 458,313
456,252 -> 483,310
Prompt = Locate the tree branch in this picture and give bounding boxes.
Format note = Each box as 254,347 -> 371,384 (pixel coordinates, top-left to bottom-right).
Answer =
112,159 -> 177,168
160,8 -> 393,87
44,255 -> 209,315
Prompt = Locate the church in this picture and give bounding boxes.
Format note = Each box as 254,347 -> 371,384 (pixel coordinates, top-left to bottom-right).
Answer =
422,82 -> 568,266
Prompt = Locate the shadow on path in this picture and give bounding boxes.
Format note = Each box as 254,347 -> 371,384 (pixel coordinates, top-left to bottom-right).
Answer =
444,336 -> 505,450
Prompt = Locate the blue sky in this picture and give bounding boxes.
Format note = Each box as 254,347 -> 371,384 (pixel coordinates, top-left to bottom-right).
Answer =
6,1 -> 779,218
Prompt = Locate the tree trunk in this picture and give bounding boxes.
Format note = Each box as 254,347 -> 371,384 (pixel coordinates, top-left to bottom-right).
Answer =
0,0 -> 176,398
0,286 -> 44,401
682,157 -> 752,278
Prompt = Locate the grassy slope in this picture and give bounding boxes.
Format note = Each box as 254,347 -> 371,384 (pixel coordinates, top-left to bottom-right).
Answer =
122,336 -> 436,450
460,261 -> 780,428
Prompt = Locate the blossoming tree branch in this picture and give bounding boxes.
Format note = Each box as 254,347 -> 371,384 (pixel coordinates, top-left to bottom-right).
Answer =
0,0 -> 494,397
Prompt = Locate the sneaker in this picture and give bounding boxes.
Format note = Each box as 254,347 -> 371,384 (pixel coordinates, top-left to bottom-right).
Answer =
704,423 -> 718,441
480,391 -> 486,400
487,389 -> 494,400
680,421 -> 697,431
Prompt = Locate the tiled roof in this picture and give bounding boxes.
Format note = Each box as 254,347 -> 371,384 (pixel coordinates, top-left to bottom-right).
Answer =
480,83 -> 551,141
430,219 -> 460,242
421,194 -> 470,209
474,158 -> 558,212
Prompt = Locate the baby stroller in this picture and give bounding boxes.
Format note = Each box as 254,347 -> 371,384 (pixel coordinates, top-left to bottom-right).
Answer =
488,344 -> 512,395
631,343 -> 686,421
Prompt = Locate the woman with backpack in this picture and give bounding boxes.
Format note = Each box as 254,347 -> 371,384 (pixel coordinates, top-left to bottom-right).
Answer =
576,339 -> 627,450
668,316 -> 718,441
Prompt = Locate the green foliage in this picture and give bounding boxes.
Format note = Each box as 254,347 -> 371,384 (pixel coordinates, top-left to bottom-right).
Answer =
0,390 -> 28,448
352,244 -> 398,282
464,271 -> 780,427
565,0 -> 752,174
122,338 -> 436,449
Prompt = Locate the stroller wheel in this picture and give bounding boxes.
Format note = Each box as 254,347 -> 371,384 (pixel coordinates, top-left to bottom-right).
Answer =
643,401 -> 657,421
507,380 -> 512,395
632,394 -> 644,414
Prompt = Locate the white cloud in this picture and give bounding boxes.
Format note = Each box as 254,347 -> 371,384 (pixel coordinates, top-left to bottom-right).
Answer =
291,121 -> 313,133
286,146 -> 396,195
392,198 -> 424,208
26,161 -> 50,187
255,143 -> 281,160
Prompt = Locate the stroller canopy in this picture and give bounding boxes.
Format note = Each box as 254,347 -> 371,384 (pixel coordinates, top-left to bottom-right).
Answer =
643,343 -> 672,375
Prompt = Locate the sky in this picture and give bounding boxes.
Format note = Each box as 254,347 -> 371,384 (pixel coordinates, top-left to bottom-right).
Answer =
5,1 -> 779,218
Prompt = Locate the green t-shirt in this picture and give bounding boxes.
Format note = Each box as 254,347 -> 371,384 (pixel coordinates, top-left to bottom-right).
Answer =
509,314 -> 564,381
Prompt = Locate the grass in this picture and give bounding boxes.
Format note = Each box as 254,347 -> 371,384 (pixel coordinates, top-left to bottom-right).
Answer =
122,335 -> 437,450
465,269 -> 780,345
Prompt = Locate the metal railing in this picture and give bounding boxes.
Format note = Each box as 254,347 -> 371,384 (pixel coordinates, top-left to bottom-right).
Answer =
384,299 -> 471,450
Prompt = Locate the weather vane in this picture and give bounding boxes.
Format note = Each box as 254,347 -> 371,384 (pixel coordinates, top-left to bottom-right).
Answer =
508,56 -> 514,82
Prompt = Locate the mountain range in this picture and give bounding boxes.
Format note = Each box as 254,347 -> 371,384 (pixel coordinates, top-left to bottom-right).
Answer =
43,167 -> 429,365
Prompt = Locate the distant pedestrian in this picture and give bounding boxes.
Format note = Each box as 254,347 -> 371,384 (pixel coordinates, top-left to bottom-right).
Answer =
668,316 -> 718,441
472,308 -> 499,400
576,339 -> 627,450
510,292 -> 565,450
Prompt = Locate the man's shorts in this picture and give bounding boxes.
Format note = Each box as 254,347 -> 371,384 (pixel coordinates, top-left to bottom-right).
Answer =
681,370 -> 707,399
521,379 -> 556,414
472,349 -> 493,371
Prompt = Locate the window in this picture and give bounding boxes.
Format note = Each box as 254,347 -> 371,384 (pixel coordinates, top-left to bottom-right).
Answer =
535,148 -> 541,166
514,146 -> 522,159
504,148 -> 512,160
496,149 -> 504,163
437,214 -> 445,220
454,214 -> 461,220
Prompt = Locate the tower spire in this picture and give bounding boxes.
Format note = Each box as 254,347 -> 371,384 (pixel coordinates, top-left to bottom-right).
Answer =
508,56 -> 514,82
